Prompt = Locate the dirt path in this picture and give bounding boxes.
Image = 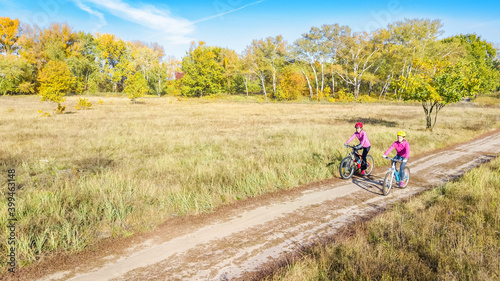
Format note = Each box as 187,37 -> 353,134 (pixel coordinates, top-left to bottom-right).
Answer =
17,131 -> 500,281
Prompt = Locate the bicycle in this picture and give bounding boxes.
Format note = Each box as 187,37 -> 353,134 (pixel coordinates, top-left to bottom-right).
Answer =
382,156 -> 410,196
339,145 -> 374,179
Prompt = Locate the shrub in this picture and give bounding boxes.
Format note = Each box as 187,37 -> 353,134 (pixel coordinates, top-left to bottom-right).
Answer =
336,88 -> 355,102
75,97 -> 93,110
124,72 -> 148,100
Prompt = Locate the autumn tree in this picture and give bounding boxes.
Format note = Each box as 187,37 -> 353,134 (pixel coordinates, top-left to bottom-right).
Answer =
37,60 -> 74,111
219,48 -> 239,94
275,66 -> 305,100
130,41 -> 163,85
94,33 -> 131,92
386,19 -> 446,100
334,30 -> 379,99
124,71 -> 148,100
294,25 -> 343,99
0,17 -> 21,54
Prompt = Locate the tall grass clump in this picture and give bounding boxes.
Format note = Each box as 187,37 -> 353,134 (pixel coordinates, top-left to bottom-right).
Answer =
0,95 -> 499,272
265,156 -> 500,280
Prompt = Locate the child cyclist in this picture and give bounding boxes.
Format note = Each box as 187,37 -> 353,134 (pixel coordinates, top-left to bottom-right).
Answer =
383,131 -> 410,187
345,122 -> 371,175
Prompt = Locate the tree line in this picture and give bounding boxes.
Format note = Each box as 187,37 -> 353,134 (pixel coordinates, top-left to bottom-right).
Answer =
1,16 -> 499,127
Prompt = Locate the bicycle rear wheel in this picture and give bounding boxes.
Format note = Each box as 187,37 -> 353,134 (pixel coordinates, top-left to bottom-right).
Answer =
339,157 -> 355,179
400,167 -> 410,188
383,172 -> 393,196
364,155 -> 374,176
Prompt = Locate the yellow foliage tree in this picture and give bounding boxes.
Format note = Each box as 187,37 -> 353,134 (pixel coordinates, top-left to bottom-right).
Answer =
275,68 -> 305,100
37,61 -> 74,112
124,72 -> 148,100
0,17 -> 21,54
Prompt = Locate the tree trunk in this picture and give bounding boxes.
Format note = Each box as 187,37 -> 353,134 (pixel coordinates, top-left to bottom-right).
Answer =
243,76 -> 249,99
302,69 -> 313,98
331,73 -> 335,98
157,78 -> 161,97
321,63 -> 324,94
311,64 -> 319,99
260,76 -> 267,100
272,70 -> 276,96
353,78 -> 360,99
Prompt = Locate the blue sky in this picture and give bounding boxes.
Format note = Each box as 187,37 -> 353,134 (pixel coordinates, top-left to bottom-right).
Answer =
1,0 -> 499,59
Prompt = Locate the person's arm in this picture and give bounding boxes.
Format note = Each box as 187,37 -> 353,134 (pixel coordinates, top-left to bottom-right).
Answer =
383,142 -> 396,157
346,133 -> 356,145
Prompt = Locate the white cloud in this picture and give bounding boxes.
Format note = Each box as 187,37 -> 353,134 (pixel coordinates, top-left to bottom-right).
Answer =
193,0 -> 266,24
76,0 -> 194,44
74,0 -> 107,31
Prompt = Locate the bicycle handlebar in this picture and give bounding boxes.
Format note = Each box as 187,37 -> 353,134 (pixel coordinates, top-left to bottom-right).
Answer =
383,156 -> 404,163
344,144 -> 360,149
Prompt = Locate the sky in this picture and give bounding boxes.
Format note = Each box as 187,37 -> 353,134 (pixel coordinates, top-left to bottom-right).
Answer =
1,0 -> 499,59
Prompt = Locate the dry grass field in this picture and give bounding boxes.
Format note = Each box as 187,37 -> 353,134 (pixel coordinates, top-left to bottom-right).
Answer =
0,94 -> 499,271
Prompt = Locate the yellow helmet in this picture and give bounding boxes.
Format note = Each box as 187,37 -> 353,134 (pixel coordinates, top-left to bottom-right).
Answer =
397,131 -> 406,137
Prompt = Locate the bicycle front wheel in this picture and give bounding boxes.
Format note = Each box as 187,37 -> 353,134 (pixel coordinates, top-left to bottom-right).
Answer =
383,172 -> 393,196
339,157 -> 355,179
364,155 -> 374,176
400,167 -> 410,188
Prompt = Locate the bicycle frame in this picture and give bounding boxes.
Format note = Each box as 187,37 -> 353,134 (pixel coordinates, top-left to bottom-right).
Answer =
346,145 -> 362,166
382,156 -> 409,195
339,145 -> 374,179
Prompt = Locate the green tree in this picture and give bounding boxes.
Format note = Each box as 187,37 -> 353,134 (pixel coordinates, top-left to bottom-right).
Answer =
124,71 -> 148,100
443,34 -> 500,94
399,59 -> 476,129
219,48 -> 239,94
0,54 -> 34,95
181,41 -> 225,97
386,18 -> 446,101
66,31 -> 98,93
243,42 -> 269,99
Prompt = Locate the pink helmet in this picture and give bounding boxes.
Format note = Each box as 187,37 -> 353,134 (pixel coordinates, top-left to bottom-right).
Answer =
355,122 -> 363,128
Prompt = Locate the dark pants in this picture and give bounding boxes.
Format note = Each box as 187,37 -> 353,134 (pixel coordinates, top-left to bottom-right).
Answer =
394,155 -> 408,181
360,146 -> 370,171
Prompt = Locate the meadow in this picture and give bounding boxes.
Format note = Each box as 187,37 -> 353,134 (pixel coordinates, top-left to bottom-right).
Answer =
262,151 -> 500,281
0,94 -> 499,271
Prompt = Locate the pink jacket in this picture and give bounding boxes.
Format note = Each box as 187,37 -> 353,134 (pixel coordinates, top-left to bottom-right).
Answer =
384,140 -> 410,159
346,130 -> 371,148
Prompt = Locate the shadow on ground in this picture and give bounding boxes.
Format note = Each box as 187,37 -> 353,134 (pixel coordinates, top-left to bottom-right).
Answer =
351,175 -> 384,195
343,117 -> 398,128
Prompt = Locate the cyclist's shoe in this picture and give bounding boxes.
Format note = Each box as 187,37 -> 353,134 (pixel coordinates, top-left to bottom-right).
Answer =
360,170 -> 365,175
399,181 -> 405,187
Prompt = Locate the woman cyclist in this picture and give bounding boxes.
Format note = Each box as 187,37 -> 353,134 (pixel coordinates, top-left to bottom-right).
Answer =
345,122 -> 371,175
383,131 -> 410,187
